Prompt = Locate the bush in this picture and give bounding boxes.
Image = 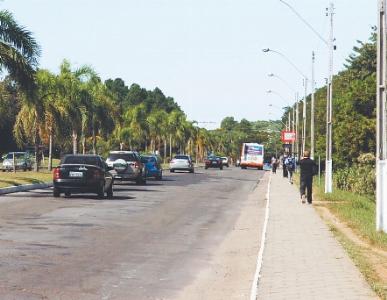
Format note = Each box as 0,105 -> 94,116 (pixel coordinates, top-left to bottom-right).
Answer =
334,165 -> 375,197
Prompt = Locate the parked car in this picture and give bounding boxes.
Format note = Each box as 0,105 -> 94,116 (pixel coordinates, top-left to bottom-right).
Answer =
1,152 -> 33,171
205,156 -> 223,170
106,151 -> 146,185
141,155 -> 163,180
169,155 -> 194,173
221,156 -> 229,167
53,154 -> 114,198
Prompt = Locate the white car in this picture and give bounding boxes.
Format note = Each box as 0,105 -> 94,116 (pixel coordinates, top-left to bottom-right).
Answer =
221,157 -> 229,167
169,155 -> 194,173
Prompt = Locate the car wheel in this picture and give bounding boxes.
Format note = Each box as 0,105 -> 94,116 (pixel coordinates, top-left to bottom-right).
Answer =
220,166 -> 223,170
53,188 -> 60,198
156,172 -> 162,180
205,166 -> 208,170
189,169 -> 194,173
170,169 -> 175,173
106,185 -> 113,199
64,191 -> 71,197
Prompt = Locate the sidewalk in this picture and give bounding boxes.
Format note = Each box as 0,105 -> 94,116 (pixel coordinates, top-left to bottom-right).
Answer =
256,172 -> 378,300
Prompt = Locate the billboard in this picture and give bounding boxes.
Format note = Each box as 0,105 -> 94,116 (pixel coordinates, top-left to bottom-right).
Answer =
281,131 -> 296,143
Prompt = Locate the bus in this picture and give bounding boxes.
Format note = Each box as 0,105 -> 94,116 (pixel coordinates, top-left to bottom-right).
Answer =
240,143 -> 264,170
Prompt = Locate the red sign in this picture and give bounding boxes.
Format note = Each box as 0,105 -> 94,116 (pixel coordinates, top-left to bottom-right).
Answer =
281,131 -> 296,143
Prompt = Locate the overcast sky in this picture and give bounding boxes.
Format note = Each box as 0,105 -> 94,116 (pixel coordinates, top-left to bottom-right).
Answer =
3,0 -> 375,129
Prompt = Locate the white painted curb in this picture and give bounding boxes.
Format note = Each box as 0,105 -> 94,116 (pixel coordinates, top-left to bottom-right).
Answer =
250,173 -> 272,300
0,182 -> 52,195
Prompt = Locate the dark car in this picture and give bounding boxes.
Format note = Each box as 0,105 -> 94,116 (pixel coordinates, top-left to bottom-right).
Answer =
205,156 -> 223,170
53,154 -> 114,198
141,155 -> 163,180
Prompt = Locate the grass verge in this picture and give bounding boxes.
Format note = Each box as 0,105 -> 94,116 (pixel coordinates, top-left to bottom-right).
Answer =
313,178 -> 387,298
327,223 -> 387,299
314,182 -> 387,249
0,170 -> 52,188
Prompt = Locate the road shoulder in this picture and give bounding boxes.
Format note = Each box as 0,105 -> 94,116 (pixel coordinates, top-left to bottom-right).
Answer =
176,172 -> 269,300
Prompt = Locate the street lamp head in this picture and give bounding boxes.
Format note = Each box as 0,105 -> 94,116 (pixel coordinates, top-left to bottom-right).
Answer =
262,48 -> 271,53
268,73 -> 274,77
266,90 -> 273,93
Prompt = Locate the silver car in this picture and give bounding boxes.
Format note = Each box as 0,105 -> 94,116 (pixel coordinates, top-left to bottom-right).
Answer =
2,152 -> 33,171
106,151 -> 146,185
169,155 -> 194,173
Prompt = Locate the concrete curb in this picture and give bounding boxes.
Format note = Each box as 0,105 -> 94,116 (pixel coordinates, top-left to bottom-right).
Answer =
0,182 -> 52,195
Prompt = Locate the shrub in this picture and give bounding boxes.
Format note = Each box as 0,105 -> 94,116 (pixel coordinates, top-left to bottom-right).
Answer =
334,165 -> 375,198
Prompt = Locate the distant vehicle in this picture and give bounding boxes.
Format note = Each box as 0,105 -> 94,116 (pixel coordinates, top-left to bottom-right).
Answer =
220,157 -> 229,167
141,155 -> 163,180
1,152 -> 33,171
205,156 -> 223,170
53,154 -> 114,198
106,151 -> 146,185
263,162 -> 272,171
170,155 -> 194,173
240,143 -> 264,170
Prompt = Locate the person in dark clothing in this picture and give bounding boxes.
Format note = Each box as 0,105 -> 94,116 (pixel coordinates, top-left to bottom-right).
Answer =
282,155 -> 288,178
299,150 -> 317,204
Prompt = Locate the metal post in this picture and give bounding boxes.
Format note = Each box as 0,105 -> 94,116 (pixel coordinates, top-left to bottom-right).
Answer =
325,2 -> 334,194
295,95 -> 300,161
302,79 -> 308,155
13,152 -> 16,173
377,0 -> 387,232
318,155 -> 321,186
311,52 -> 316,159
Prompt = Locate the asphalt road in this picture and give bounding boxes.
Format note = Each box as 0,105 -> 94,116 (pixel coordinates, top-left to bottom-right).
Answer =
0,167 -> 265,300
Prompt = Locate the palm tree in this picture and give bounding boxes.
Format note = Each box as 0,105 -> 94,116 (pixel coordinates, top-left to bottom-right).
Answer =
0,10 -> 40,93
57,60 -> 97,154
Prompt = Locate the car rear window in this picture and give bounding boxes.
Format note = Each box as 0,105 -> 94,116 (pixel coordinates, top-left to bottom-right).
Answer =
108,153 -> 137,161
174,155 -> 189,160
62,156 -> 102,167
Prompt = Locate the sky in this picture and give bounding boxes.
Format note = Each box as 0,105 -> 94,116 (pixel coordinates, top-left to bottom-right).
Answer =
3,0 -> 376,129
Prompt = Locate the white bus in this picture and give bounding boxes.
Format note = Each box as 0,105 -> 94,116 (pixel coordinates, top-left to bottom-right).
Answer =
240,143 -> 264,170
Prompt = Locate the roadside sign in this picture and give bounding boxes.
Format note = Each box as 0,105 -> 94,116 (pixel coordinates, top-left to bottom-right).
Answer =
281,131 -> 296,143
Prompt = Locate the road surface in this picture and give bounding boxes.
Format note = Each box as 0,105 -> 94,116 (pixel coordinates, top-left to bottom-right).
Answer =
0,167 -> 267,299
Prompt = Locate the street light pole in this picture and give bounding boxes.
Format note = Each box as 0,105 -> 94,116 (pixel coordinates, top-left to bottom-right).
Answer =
377,0 -> 387,232
325,2 -> 334,193
311,51 -> 316,159
302,79 -> 308,155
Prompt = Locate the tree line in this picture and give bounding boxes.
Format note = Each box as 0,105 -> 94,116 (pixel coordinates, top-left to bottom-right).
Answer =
283,31 -> 376,169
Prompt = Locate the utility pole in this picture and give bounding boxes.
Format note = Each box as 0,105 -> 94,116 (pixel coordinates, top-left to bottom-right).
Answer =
325,2 -> 334,194
295,94 -> 299,160
311,51 -> 316,159
302,79 -> 308,155
377,0 -> 387,232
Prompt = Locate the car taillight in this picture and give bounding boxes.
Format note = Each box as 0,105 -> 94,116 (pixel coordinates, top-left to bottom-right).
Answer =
53,168 -> 61,180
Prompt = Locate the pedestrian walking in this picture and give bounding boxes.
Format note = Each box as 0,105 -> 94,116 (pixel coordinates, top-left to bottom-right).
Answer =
285,155 -> 296,184
299,150 -> 317,204
271,156 -> 277,174
282,155 -> 288,178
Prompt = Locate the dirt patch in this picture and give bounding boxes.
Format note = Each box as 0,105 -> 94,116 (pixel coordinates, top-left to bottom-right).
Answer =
316,205 -> 387,285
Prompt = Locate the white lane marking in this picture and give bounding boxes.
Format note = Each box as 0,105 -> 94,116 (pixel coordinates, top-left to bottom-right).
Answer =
250,173 -> 272,300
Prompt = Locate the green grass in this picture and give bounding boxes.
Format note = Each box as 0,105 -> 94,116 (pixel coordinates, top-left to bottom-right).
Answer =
315,181 -> 387,249
0,170 -> 52,188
